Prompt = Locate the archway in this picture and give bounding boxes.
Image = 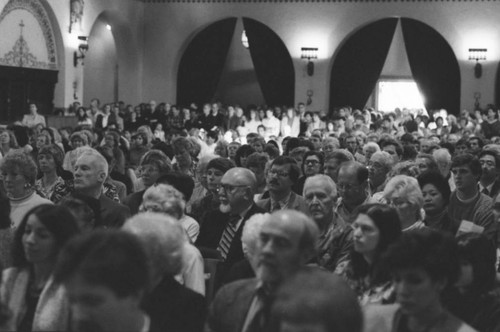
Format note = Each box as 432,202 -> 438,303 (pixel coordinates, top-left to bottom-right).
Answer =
177,17 -> 295,107
0,0 -> 63,121
84,12 -> 117,105
329,18 -> 460,115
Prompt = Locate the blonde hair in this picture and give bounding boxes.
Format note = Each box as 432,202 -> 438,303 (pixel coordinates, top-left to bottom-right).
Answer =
141,184 -> 185,219
383,175 -> 424,209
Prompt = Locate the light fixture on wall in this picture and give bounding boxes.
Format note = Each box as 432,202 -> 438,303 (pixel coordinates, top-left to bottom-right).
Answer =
301,47 -> 318,76
468,48 -> 487,79
74,36 -> 89,67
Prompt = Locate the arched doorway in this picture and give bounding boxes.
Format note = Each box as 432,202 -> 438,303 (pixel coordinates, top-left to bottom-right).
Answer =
0,0 -> 62,122
329,18 -> 460,115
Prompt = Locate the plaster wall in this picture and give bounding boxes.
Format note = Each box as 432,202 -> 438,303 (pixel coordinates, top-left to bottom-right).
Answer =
142,2 -> 500,112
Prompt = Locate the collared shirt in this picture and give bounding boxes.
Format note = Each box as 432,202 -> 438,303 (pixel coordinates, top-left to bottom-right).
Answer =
270,192 -> 292,212
241,281 -> 273,332
232,203 -> 254,231
335,195 -> 371,224
479,181 -> 495,196
140,314 -> 150,332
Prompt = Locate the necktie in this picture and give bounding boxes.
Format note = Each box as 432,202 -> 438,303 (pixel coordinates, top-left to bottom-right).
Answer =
482,188 -> 490,196
245,288 -> 273,332
271,201 -> 281,212
217,215 -> 239,260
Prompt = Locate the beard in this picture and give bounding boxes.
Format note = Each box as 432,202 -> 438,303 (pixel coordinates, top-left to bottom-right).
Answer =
219,203 -> 231,213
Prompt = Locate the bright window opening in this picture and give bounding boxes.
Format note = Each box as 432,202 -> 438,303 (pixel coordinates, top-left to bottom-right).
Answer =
376,79 -> 426,113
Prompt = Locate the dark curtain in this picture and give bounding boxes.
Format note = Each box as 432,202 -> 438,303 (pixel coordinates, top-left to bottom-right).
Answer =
243,17 -> 295,107
496,63 -> 500,107
329,18 -> 398,111
401,18 -> 460,115
177,18 -> 237,106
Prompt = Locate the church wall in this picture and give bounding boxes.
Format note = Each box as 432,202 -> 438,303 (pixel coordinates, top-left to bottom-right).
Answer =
142,2 -> 500,113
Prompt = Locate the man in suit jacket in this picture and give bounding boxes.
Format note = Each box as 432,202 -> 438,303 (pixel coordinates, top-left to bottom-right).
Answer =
73,149 -> 130,228
257,156 -> 308,215
208,210 -> 319,332
196,168 -> 265,283
479,149 -> 500,198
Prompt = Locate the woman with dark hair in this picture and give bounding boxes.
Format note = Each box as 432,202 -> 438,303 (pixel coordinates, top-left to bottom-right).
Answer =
128,132 -> 149,169
283,137 -> 300,156
76,107 -> 92,127
365,229 -> 474,332
34,145 -> 71,203
417,171 -> 455,234
293,150 -> 324,195
481,105 -> 500,140
234,145 -> 255,167
336,204 -> 402,305
0,204 -> 79,331
446,233 -> 500,332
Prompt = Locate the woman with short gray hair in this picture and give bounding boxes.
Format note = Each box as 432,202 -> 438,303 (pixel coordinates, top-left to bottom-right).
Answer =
382,175 -> 425,232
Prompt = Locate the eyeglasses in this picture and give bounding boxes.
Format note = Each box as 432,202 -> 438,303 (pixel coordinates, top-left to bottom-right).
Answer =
268,169 -> 289,178
216,184 -> 249,193
386,199 -> 409,207
305,159 -> 320,165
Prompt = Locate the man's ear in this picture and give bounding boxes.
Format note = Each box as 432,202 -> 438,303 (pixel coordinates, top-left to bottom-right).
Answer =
98,170 -> 107,183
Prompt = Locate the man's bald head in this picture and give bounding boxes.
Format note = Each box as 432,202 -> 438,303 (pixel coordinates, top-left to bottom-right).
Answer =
219,167 -> 257,214
256,210 -> 319,286
222,167 -> 257,193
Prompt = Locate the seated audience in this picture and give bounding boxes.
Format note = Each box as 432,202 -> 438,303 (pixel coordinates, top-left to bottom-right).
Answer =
123,213 -> 206,332
293,150 -> 324,195
304,174 -> 352,271
257,156 -> 308,214
417,171 -> 455,234
323,149 -> 355,182
365,229 -> 475,332
367,151 -> 394,194
197,168 -> 264,285
73,149 -> 130,228
448,153 -> 495,242
272,269 -> 363,332
382,175 -> 425,232
478,149 -> 500,198
208,210 -> 319,332
123,149 -> 172,215
0,205 -> 79,331
1,150 -> 53,228
447,233 -> 500,332
53,230 -> 153,332
336,204 -> 401,306
336,161 -> 370,223
35,145 -> 71,203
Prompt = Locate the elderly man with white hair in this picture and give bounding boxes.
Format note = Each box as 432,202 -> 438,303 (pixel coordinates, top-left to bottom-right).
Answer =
73,148 -> 130,228
367,151 -> 395,193
123,212 -> 206,332
303,174 -> 353,271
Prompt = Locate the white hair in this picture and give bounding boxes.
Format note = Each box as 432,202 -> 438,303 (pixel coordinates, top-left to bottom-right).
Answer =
241,213 -> 271,257
76,148 -> 109,176
303,174 -> 338,200
123,212 -> 186,276
141,183 -> 185,218
363,141 -> 381,153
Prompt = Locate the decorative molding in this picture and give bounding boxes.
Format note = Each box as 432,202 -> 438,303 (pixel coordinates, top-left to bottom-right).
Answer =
136,0 -> 499,2
0,25 -> 51,69
0,0 -> 58,70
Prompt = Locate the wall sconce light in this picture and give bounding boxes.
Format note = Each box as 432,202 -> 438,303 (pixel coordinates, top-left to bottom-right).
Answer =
301,47 -> 318,76
468,48 -> 487,79
74,36 -> 89,67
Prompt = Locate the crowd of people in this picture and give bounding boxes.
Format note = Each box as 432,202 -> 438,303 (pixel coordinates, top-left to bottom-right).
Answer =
0,98 -> 499,332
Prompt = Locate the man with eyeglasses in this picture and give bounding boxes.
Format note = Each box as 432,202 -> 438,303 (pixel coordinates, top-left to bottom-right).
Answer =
257,156 -> 308,215
478,150 -> 500,198
335,161 -> 370,224
196,168 -> 265,285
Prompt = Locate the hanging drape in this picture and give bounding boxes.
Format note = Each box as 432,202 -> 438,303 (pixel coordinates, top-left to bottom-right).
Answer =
401,18 -> 460,115
243,17 -> 295,107
495,63 -> 500,107
177,18 -> 237,106
329,18 -> 398,112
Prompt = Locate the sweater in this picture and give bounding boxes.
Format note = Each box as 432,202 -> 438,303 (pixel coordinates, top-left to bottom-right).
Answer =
10,193 -> 53,229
